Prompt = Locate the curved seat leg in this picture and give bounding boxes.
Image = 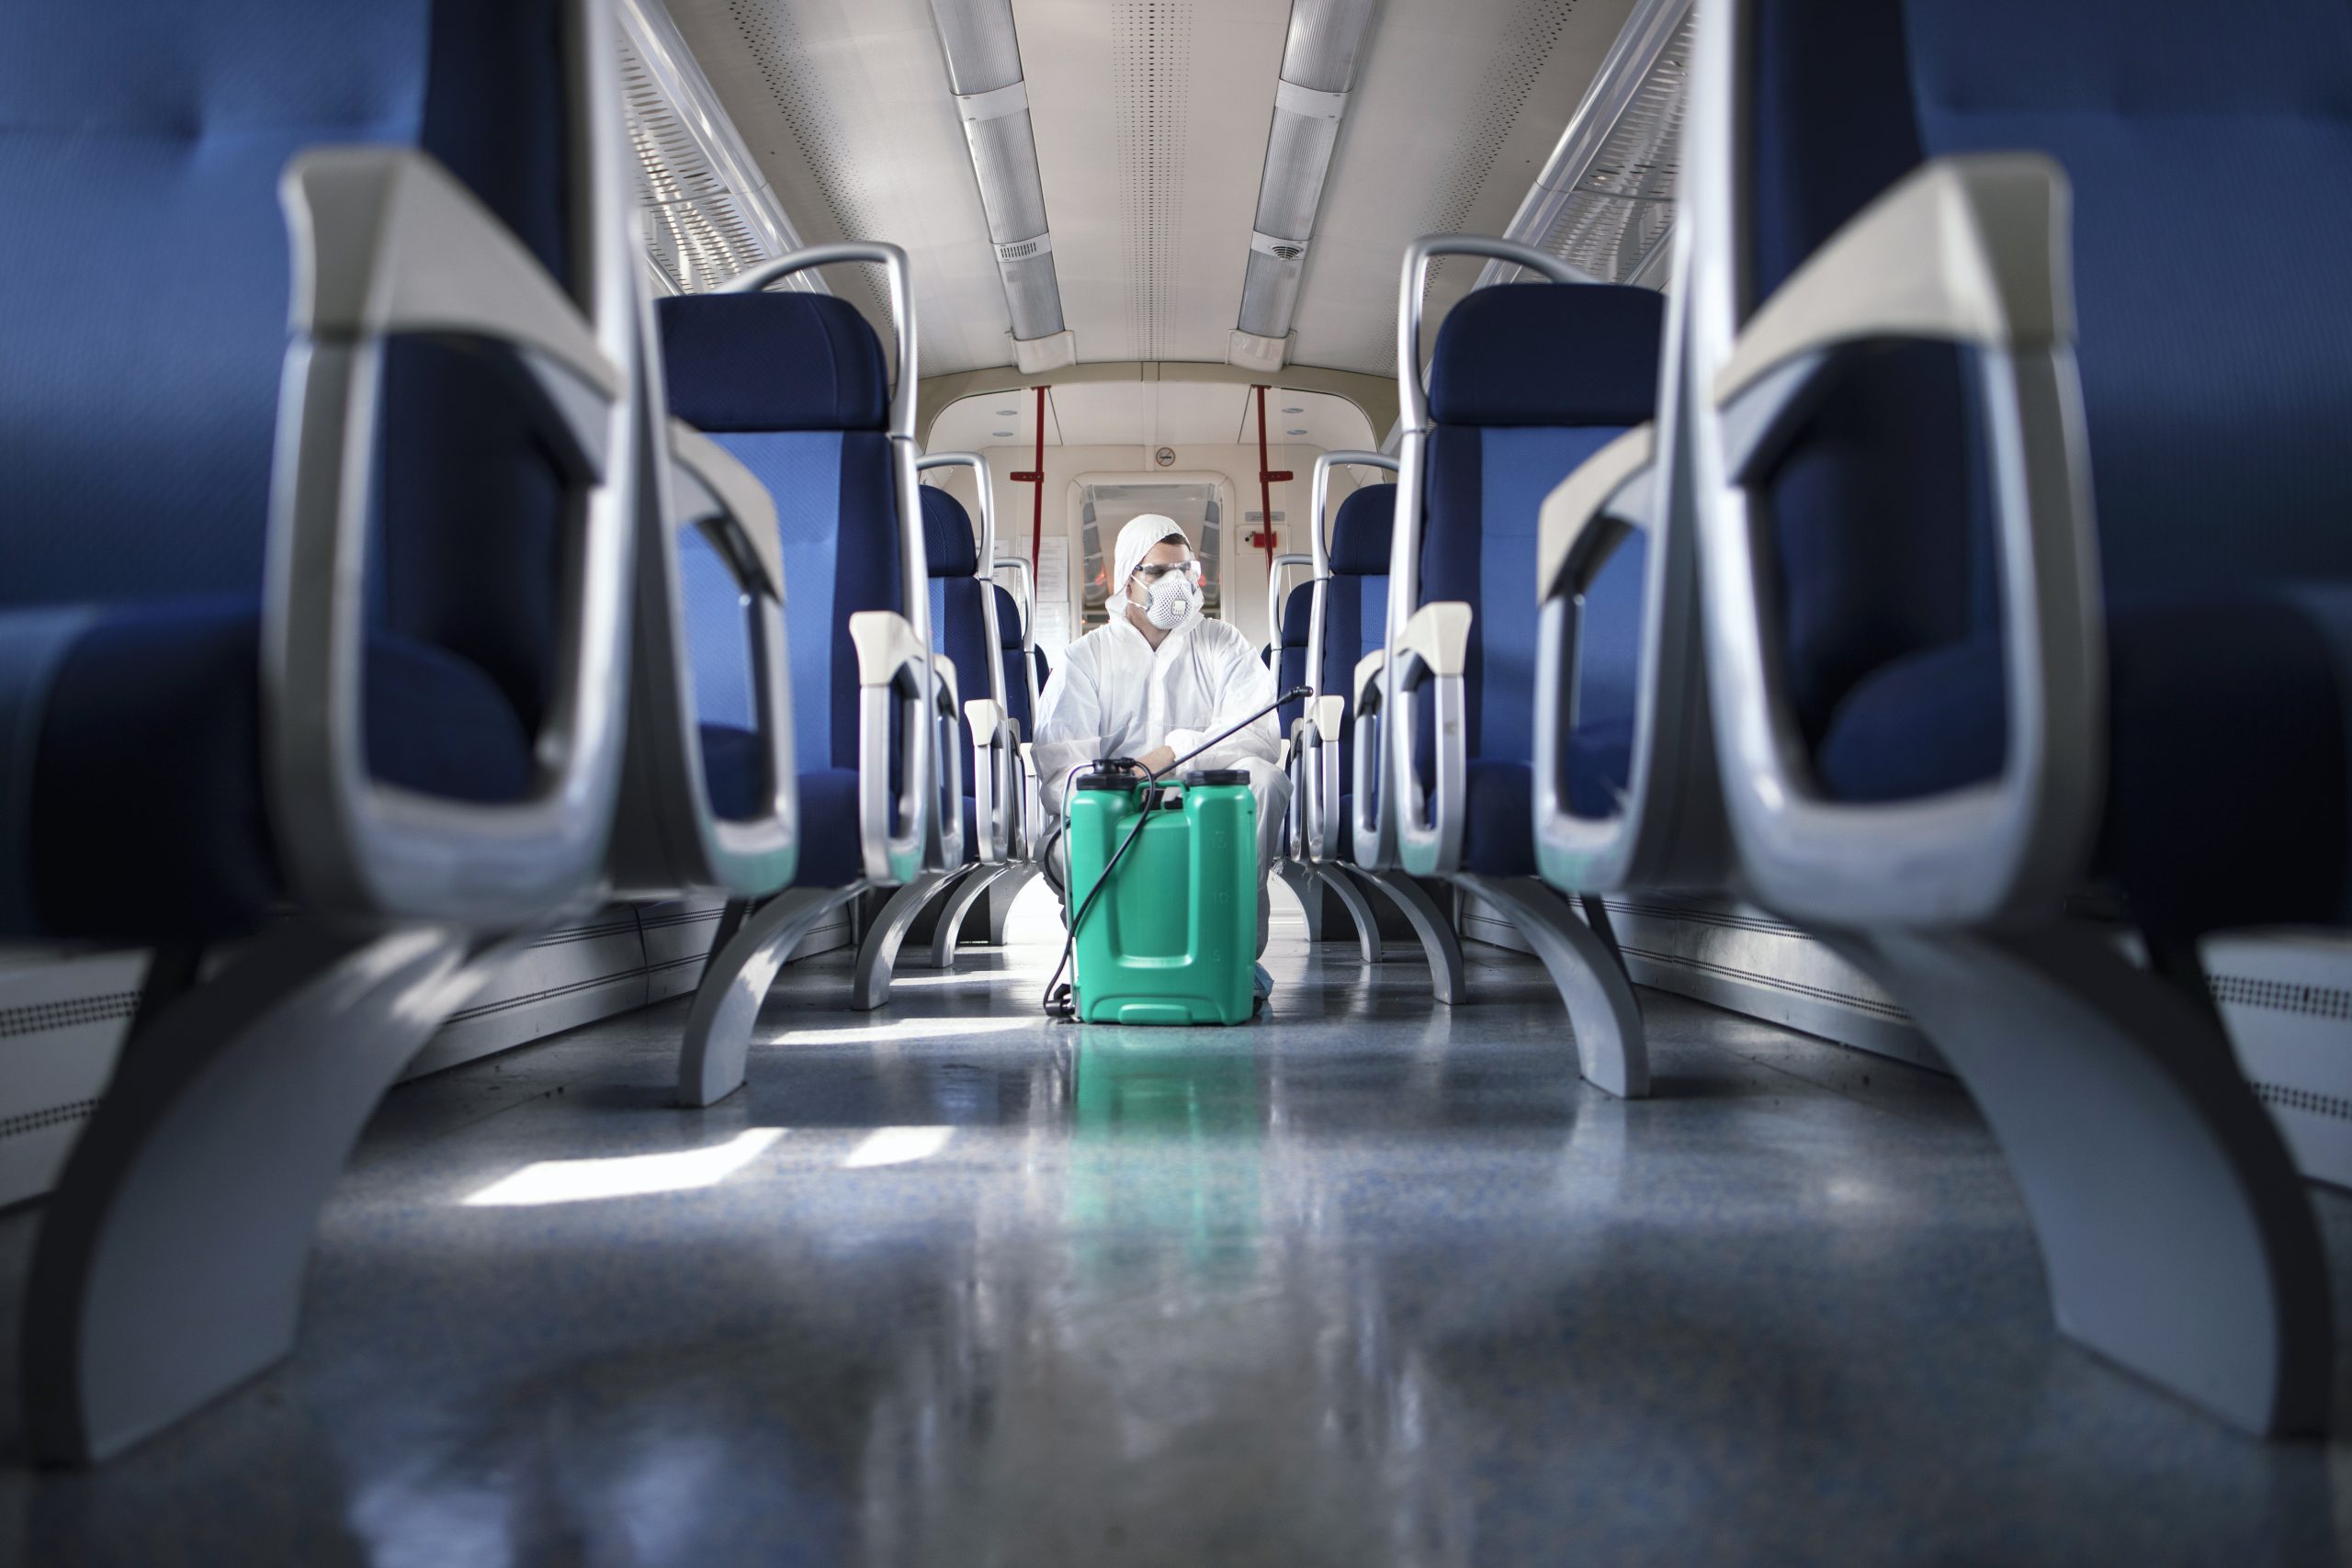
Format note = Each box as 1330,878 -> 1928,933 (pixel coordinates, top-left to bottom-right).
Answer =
1359,868 -> 1465,1005
851,869 -> 958,1011
1455,873 -> 1647,1099
679,884 -> 863,1107
1272,862 -> 1326,942
922,863 -> 1012,968
1308,863 -> 1383,964
979,863 -> 1041,947
22,919 -> 477,1463
1833,923 -> 2330,1436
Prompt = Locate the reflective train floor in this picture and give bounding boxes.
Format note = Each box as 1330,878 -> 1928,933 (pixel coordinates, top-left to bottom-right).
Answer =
3,894 -> 2352,1565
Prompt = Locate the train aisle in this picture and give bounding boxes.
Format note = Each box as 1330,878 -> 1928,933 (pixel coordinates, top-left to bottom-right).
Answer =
1,894 -> 2348,1564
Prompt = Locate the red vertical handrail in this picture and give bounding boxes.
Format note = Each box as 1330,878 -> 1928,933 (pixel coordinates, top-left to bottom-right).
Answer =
1010,384 -> 1049,573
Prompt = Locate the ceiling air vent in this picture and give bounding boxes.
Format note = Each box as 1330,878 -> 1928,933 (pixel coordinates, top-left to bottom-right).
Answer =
1478,0 -> 1692,292
618,0 -> 816,296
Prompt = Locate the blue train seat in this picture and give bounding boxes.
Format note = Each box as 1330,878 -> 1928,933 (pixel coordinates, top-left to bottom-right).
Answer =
655,254 -> 947,1102
1275,586 -> 1315,735
1383,252 -> 1666,1095
994,584 -> 1037,739
658,289 -> 906,893
1685,0 -> 2350,1433
1410,281 -> 1665,879
921,485 -> 989,864
0,0 -> 640,1462
1323,483 -> 1396,859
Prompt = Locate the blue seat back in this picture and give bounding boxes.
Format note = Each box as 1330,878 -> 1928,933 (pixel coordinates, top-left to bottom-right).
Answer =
1749,0 -> 2352,750
922,486 -> 995,739
1419,284 -> 1664,780
0,0 -> 579,732
1276,585 -> 1314,732
1318,484 -> 1393,789
991,583 -> 1035,739
657,291 -> 901,775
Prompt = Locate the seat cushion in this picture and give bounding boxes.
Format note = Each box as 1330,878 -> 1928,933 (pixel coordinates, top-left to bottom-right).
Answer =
699,723 -> 764,822
18,597 -> 530,940
1817,587 -> 2352,934
789,768 -> 866,889
1459,760 -> 1536,877
1566,715 -> 1635,820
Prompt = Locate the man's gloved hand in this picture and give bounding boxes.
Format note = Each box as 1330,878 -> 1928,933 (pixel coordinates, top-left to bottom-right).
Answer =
1134,744 -> 1178,777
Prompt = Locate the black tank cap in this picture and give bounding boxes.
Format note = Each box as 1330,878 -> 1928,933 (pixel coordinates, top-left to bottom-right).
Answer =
1183,769 -> 1250,787
1076,770 -> 1138,791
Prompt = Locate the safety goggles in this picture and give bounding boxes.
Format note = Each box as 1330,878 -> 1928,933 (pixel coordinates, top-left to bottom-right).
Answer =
1131,558 -> 1204,586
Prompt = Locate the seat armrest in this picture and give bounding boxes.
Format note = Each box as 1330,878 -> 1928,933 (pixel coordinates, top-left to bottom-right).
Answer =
1711,153 -> 2070,479
668,420 -> 784,601
1393,603 -> 1472,682
285,147 -> 622,474
1352,649 -> 1387,714
267,143 -> 637,923
1538,424 -> 1655,601
1295,695 -> 1347,862
848,611 -> 930,884
850,612 -> 927,692
1692,151 -> 2101,924
1388,604 -> 1471,876
964,696 -> 1012,863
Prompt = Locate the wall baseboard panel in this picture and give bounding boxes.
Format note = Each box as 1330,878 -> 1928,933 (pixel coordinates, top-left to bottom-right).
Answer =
0,897 -> 853,1210
1459,889 -> 2352,1192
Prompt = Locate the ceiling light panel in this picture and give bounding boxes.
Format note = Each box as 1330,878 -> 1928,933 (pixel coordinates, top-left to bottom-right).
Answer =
929,0 -> 1070,355
1228,0 -> 1380,368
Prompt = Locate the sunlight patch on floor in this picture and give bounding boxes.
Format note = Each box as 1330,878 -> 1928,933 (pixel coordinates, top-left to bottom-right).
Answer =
842,1125 -> 956,1168
461,1128 -> 786,1207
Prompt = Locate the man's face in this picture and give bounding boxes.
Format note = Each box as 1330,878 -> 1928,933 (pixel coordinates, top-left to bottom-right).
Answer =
1128,536 -> 1200,607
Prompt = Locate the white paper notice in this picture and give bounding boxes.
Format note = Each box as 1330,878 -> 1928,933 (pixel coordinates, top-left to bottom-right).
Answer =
1034,536 -> 1071,656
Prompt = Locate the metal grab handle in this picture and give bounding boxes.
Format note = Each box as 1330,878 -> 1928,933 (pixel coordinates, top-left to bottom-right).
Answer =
1264,552 -> 1314,663
1305,450 -> 1397,714
722,242 -> 919,443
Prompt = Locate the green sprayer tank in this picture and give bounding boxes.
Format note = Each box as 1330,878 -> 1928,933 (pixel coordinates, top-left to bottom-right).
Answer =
1065,768 -> 1258,1025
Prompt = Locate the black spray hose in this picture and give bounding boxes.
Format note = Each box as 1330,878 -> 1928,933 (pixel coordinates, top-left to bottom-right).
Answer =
1042,686 -> 1311,1017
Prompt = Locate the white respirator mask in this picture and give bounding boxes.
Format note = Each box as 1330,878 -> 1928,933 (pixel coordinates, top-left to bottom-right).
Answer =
1134,570 -> 1203,630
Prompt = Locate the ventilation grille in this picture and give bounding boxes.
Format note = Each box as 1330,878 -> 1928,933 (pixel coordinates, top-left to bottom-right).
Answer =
2212,972 -> 2352,1021
1115,0 -> 1193,361
1535,9 -> 1690,284
0,990 -> 139,1040
2254,1082 -> 2352,1122
0,1100 -> 97,1142
724,0 -> 896,329
623,30 -> 772,294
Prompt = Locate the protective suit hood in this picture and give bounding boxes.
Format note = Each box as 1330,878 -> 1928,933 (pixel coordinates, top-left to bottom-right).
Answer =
1112,513 -> 1191,609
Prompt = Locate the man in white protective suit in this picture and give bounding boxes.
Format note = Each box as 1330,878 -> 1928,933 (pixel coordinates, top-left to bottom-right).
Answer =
1033,513 -> 1292,974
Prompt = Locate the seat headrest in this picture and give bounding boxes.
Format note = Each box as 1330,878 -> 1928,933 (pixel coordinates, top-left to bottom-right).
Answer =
991,582 -> 1026,647
657,293 -> 890,433
1427,283 -> 1665,428
1280,584 -> 1316,644
921,486 -> 978,577
1329,485 -> 1395,576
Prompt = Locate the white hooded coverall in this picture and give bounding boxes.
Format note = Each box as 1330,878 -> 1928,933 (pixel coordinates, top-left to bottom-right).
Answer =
1033,516 -> 1292,952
